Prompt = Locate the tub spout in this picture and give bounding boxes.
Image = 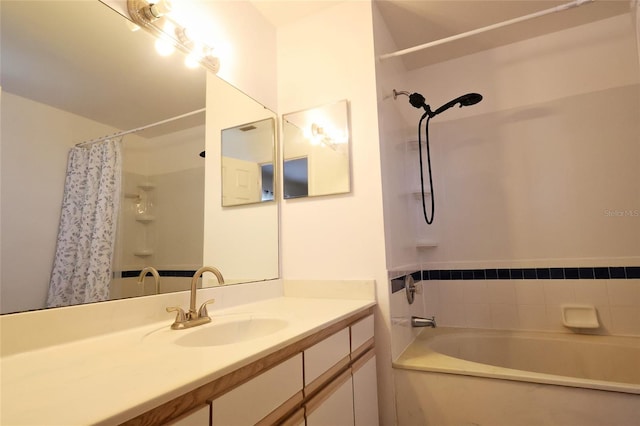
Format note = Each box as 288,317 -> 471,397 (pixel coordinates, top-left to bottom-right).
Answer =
411,316 -> 437,328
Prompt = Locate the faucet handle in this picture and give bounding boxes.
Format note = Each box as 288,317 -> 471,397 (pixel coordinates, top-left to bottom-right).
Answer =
166,306 -> 187,324
198,298 -> 215,318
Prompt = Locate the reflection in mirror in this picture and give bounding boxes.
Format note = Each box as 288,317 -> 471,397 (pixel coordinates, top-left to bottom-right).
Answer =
221,118 -> 276,206
282,100 -> 351,199
203,75 -> 278,286
0,1 -> 278,314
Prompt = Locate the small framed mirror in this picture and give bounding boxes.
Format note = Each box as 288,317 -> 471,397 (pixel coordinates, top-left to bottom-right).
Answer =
221,118 -> 276,206
282,100 -> 351,199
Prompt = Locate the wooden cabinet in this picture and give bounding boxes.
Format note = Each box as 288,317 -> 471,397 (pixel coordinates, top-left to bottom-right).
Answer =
210,354 -> 303,425
300,313 -> 378,426
352,352 -> 378,426
306,370 -> 355,426
164,405 -> 210,426
121,308 -> 376,426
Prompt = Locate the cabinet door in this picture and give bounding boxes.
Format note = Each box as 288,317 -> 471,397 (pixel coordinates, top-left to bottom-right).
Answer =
352,353 -> 379,426
211,354 -> 303,426
165,405 -> 210,426
306,370 -> 354,426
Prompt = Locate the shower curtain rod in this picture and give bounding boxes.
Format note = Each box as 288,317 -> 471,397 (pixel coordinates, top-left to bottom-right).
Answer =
379,0 -> 594,60
75,108 -> 206,147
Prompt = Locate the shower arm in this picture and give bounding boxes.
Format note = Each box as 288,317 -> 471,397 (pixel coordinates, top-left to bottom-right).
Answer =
393,89 -> 436,118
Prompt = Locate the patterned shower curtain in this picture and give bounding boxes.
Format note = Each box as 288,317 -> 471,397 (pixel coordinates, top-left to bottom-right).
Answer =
46,138 -> 122,308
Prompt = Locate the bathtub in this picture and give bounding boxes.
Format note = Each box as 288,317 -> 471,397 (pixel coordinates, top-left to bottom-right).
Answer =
393,328 -> 640,426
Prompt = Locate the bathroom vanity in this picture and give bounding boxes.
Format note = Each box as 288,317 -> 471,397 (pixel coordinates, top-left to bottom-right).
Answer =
0,284 -> 378,425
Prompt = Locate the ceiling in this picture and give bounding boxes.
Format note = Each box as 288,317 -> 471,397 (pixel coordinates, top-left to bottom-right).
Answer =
251,0 -> 632,70
0,0 -> 206,140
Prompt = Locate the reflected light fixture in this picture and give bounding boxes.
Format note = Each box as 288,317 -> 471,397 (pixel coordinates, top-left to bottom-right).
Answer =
127,0 -> 220,73
308,122 -> 348,150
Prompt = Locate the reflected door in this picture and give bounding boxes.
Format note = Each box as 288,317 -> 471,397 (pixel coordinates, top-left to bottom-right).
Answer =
222,157 -> 261,205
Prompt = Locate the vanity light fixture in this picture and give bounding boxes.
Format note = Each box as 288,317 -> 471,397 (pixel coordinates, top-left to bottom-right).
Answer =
127,0 -> 220,73
134,0 -> 173,23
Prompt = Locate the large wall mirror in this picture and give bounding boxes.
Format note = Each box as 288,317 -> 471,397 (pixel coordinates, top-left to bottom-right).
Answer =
282,100 -> 351,199
0,1 -> 278,314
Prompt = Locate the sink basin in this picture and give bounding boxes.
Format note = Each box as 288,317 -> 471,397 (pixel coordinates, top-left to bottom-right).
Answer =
172,317 -> 289,347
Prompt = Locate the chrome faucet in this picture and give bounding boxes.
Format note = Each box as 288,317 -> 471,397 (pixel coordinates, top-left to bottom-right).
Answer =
138,266 -> 160,295
166,266 -> 224,330
411,316 -> 437,328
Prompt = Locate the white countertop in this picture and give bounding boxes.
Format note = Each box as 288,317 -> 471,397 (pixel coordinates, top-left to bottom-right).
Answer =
1,297 -> 374,425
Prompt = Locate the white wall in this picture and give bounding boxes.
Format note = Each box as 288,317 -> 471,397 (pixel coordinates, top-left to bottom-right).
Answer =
276,2 -> 394,424
0,93 -> 118,313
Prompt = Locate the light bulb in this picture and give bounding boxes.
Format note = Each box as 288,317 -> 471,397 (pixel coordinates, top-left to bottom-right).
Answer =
184,53 -> 200,69
155,38 -> 175,56
149,0 -> 173,18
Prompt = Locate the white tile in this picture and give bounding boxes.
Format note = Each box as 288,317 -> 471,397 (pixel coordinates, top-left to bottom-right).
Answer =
610,306 -> 640,336
572,280 -> 610,306
487,280 -> 517,305
490,304 -> 519,330
438,281 -> 466,306
544,305 -> 567,332
464,304 -> 492,329
607,280 -> 640,307
594,305 -> 613,334
390,289 -> 410,317
438,303 -> 467,328
460,281 -> 489,304
518,305 -> 549,331
422,282 -> 441,318
543,280 -> 576,306
515,280 -> 545,305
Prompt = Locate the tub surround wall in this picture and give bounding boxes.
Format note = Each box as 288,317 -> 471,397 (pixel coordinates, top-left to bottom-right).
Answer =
378,12 -> 640,360
375,13 -> 639,272
389,268 -> 640,359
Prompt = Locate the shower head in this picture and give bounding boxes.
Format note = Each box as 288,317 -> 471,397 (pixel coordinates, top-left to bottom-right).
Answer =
433,93 -> 483,116
393,89 -> 429,110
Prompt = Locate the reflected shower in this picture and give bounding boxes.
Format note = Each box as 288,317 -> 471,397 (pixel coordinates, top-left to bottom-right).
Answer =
394,89 -> 483,225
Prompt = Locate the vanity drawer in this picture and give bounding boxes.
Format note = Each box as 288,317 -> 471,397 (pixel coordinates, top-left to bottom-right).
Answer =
303,328 -> 350,391
210,353 -> 303,426
350,314 -> 374,353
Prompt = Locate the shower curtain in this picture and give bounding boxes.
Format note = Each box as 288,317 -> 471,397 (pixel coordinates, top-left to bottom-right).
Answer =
46,138 -> 122,308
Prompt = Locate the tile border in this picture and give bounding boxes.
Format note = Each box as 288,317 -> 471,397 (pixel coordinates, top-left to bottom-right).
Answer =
120,270 -> 196,278
390,266 -> 640,293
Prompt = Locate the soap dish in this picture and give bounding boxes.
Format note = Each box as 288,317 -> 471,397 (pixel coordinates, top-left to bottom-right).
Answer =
561,304 -> 599,329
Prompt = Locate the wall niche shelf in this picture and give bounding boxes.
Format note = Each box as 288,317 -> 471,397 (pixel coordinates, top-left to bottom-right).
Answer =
135,215 -> 155,223
138,183 -> 155,191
